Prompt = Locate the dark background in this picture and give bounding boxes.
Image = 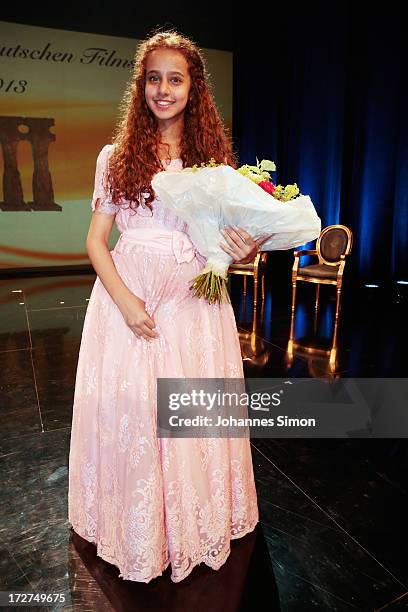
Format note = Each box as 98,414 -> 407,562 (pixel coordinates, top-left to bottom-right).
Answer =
1,1 -> 406,284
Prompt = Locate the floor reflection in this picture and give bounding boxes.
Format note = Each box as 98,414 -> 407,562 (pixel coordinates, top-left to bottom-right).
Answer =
285,336 -> 340,378
69,524 -> 280,612
0,273 -> 407,610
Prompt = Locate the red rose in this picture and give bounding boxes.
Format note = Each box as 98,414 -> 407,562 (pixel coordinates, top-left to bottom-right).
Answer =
259,180 -> 276,195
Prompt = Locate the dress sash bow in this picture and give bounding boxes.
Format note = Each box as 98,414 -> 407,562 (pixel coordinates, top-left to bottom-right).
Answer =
115,227 -> 197,264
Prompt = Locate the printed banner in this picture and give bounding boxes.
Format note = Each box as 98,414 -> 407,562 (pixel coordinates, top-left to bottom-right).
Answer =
0,21 -> 232,268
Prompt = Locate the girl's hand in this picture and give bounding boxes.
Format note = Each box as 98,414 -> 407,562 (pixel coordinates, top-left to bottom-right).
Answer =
118,293 -> 158,341
219,226 -> 270,264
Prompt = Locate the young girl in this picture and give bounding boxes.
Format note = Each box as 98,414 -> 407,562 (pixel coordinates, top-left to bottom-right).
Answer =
68,29 -> 267,584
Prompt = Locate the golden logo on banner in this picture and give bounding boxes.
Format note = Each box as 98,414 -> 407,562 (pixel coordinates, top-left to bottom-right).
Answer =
0,116 -> 61,211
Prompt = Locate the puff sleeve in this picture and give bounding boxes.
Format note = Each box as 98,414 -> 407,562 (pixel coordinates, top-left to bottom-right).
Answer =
91,144 -> 120,215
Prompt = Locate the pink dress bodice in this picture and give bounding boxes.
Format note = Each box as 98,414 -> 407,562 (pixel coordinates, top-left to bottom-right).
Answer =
91,144 -> 188,234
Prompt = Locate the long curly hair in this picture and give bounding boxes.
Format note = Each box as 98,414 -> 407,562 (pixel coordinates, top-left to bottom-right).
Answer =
107,28 -> 237,211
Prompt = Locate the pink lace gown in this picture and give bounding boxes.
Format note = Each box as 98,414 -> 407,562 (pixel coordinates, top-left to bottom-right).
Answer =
68,144 -> 259,583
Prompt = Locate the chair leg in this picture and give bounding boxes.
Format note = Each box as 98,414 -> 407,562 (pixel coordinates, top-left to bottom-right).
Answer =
253,274 -> 258,309
315,284 -> 320,312
289,281 -> 297,341
260,275 -> 265,324
286,339 -> 294,369
332,310 -> 340,349
334,285 -> 342,322
314,284 -> 320,333
329,347 -> 337,373
330,316 -> 339,375
253,274 -> 259,326
331,285 -> 342,352
329,284 -> 342,374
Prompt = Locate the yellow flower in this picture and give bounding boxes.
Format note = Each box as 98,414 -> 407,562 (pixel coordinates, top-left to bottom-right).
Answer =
272,183 -> 300,202
237,158 -> 276,184
190,157 -> 301,203
192,158 -> 223,172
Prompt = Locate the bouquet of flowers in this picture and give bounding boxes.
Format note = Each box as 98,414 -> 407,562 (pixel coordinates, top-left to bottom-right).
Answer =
151,158 -> 321,304
236,158 -> 301,202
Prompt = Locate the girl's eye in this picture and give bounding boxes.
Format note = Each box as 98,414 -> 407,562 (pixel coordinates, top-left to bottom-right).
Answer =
148,76 -> 181,84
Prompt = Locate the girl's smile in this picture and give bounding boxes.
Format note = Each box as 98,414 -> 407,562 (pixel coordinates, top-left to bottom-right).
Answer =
154,100 -> 175,110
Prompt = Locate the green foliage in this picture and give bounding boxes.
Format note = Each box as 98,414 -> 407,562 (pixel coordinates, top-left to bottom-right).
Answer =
272,183 -> 300,201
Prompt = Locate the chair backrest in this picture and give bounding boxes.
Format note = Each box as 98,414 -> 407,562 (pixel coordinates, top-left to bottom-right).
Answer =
317,225 -> 353,265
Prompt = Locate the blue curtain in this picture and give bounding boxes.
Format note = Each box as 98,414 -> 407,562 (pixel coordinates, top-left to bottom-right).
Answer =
233,1 -> 407,283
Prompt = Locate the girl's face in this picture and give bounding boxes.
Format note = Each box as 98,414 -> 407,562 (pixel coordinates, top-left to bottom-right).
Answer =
145,48 -> 192,125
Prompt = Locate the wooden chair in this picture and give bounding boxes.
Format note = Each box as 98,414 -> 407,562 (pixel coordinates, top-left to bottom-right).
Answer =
228,252 -> 268,321
289,225 -> 353,365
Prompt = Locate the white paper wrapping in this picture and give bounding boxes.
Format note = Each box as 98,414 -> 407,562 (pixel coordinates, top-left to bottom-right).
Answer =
152,165 -> 321,277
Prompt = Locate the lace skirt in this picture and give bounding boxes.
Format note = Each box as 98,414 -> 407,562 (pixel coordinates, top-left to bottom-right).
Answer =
68,226 -> 259,583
